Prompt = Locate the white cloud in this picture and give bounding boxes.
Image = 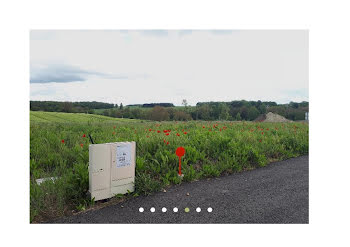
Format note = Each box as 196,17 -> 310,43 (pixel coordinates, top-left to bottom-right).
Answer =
30,30 -> 308,105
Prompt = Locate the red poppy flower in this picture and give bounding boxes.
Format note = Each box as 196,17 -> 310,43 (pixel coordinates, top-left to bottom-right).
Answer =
80,143 -> 84,147
82,134 -> 86,138
61,139 -> 64,143
184,132 -> 187,135
166,141 -> 169,145
147,135 -> 149,138
149,129 -> 152,131
166,133 -> 169,136
220,128 -> 222,131
176,133 -> 180,136
157,130 -> 161,133
163,139 -> 166,143
163,130 -> 168,133
209,129 -> 212,132
182,129 -> 184,132
266,128 -> 269,131
113,126 -> 116,129
259,139 -> 262,143
202,126 -> 205,128
261,132 -> 264,135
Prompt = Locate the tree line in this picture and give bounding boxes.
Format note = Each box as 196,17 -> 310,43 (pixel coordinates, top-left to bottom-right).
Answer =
30,101 -> 116,113
127,103 -> 174,108
30,100 -> 308,121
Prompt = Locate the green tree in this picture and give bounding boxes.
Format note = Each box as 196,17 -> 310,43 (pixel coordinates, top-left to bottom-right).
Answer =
258,104 -> 267,114
166,107 -> 176,120
149,106 -> 170,121
289,101 -> 299,109
235,112 -> 241,121
247,106 -> 260,120
123,108 -> 131,118
103,109 -> 109,116
130,108 -> 141,119
240,106 -> 248,120
218,103 -> 229,120
62,102 -> 73,113
197,104 -> 211,120
173,111 -> 192,121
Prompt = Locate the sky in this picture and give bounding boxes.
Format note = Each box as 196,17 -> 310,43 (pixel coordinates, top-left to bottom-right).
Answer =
30,30 -> 308,106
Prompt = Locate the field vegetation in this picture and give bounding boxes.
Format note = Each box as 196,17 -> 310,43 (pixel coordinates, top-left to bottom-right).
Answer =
30,111 -> 308,222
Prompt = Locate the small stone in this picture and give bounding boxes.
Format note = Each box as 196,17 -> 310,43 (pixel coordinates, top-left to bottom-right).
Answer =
121,205 -> 124,208
163,189 -> 167,193
186,193 -> 190,196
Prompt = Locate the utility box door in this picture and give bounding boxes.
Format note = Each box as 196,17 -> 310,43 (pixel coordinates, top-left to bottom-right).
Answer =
110,142 -> 136,181
89,144 -> 111,191
89,141 -> 136,201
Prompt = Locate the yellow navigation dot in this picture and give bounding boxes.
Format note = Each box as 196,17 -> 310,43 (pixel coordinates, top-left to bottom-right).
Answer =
185,207 -> 190,213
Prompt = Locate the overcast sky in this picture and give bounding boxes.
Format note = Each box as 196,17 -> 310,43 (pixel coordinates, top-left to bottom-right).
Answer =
30,30 -> 308,106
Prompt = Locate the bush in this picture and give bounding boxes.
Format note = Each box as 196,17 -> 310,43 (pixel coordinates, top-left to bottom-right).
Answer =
173,111 -> 192,121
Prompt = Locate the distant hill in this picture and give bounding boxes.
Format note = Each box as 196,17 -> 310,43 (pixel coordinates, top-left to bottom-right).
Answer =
30,111 -> 138,123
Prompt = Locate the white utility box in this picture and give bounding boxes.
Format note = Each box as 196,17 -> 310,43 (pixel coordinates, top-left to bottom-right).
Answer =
89,142 -> 136,201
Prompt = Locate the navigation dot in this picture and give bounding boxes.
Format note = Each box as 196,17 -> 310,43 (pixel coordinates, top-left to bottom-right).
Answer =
139,207 -> 144,212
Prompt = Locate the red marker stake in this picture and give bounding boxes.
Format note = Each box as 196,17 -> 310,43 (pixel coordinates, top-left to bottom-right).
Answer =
178,156 -> 182,176
176,147 -> 185,176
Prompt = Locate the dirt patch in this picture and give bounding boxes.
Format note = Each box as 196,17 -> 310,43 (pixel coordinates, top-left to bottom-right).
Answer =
255,112 -> 291,123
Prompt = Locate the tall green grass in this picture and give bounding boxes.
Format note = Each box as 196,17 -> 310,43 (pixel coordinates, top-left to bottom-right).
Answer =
30,111 -> 308,222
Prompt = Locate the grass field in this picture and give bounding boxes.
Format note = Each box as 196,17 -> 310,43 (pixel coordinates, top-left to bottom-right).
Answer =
30,111 -> 308,222
30,111 -> 139,123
